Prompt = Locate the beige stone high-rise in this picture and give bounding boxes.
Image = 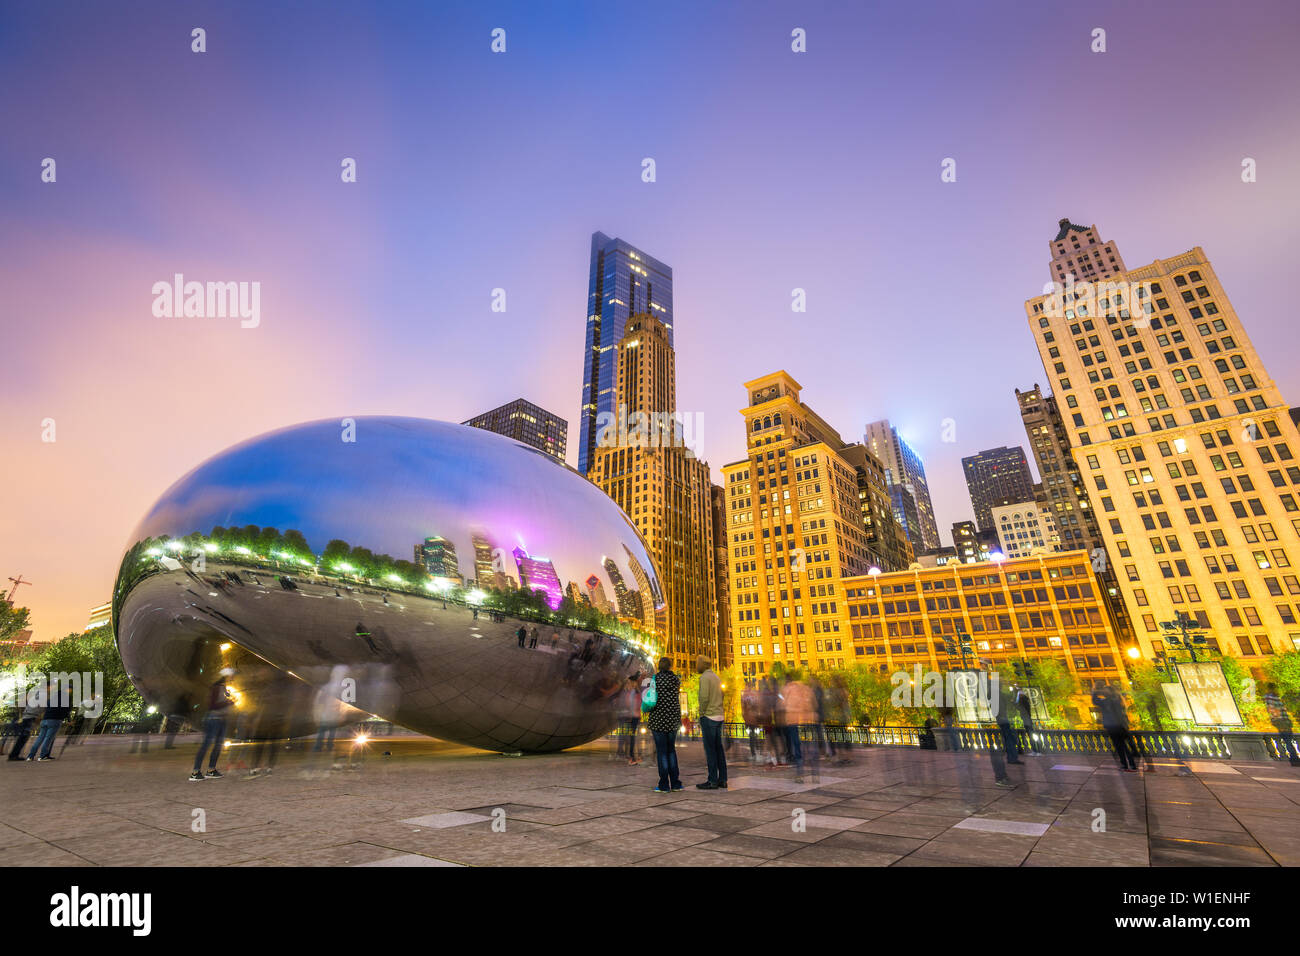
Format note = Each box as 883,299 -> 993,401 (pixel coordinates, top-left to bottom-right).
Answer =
1026,220 -> 1300,667
722,372 -> 911,678
588,313 -> 717,671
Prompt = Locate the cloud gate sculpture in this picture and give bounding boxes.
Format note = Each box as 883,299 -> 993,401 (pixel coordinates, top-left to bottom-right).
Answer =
112,417 -> 663,753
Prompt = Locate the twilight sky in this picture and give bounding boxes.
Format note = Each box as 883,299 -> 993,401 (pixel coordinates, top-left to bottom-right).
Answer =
3,0 -> 1299,640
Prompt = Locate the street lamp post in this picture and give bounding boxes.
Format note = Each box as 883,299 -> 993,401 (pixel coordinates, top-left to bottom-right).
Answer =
1158,611 -> 1210,665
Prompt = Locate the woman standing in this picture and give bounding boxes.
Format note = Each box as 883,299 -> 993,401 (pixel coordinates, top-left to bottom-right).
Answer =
646,657 -> 683,793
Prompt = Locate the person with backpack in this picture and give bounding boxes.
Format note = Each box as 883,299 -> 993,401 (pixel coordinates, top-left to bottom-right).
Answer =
644,657 -> 683,793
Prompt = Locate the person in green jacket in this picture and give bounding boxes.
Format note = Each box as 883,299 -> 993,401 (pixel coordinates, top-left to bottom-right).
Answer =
695,655 -> 728,790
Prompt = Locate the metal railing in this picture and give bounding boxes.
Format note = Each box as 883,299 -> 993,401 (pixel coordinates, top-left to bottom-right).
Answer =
611,721 -> 1299,762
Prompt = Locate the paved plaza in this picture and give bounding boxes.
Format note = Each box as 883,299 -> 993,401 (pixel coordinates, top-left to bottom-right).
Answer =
1,733 -> 1297,867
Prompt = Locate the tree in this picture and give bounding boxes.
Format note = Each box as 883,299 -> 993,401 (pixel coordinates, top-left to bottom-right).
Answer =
1264,651 -> 1300,717
1,601 -> 32,645
1127,661 -> 1175,730
22,628 -> 143,723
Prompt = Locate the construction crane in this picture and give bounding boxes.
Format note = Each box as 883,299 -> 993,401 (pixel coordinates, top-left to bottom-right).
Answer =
5,574 -> 31,604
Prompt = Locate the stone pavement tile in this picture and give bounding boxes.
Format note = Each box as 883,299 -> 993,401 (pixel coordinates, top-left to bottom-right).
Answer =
737,819 -> 843,844
850,816 -> 956,840
692,833 -> 804,860
779,844 -> 904,866
400,811 -> 493,829
2,811 -> 140,842
478,805 -> 591,825
633,824 -> 728,848
275,841 -> 414,867
1023,850 -> 1137,867
201,821 -> 353,854
59,828 -> 259,866
579,832 -> 711,864
757,859 -> 811,866
1148,838 -> 1277,867
632,846 -> 761,867
1148,824 -> 1257,846
356,852 -> 464,866
890,855 -> 979,867
902,831 -> 1037,866
954,818 -> 1051,837
1033,827 -> 1149,865
543,815 -> 660,841
226,858 -> 290,866
672,813 -> 762,834
1055,808 -> 1147,834
0,822 -> 43,849
663,799 -> 806,823
811,804 -> 891,822
819,829 -> 928,856
0,842 -> 94,866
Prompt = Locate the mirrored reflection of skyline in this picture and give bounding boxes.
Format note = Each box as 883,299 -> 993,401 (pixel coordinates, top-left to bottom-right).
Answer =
126,417 -> 663,619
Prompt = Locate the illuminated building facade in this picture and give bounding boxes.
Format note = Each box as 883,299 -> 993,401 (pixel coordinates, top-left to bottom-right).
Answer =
711,483 -> 733,669
512,546 -> 563,610
1026,220 -> 1300,664
463,398 -> 567,463
724,372 -> 910,677
831,552 -> 1129,695
1016,384 -> 1103,553
991,501 -> 1060,559
588,313 -> 715,669
416,535 -> 462,584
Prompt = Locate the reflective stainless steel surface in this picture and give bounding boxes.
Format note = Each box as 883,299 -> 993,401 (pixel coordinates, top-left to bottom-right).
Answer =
112,417 -> 661,752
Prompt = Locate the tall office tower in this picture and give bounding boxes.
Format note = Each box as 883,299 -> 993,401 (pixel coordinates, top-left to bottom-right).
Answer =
588,313 -> 715,671
578,232 -> 673,476
415,536 -> 462,583
511,546 -> 563,610
722,372 -> 911,678
1026,220 -> 1300,664
864,420 -> 942,550
1016,384 -> 1103,553
1048,219 -> 1127,286
710,484 -> 733,669
463,398 -> 567,463
962,446 -> 1036,532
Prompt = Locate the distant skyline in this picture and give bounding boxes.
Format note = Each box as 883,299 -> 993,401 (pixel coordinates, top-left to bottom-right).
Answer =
3,0 -> 1299,638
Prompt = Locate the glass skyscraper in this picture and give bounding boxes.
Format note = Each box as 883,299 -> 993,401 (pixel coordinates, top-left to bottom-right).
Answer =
577,231 -> 673,475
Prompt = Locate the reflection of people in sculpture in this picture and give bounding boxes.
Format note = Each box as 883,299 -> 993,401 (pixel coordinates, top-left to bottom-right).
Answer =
354,623 -> 379,655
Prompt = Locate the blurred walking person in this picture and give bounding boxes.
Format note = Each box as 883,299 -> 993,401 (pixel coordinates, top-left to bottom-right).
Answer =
1093,684 -> 1139,772
645,658 -> 683,793
741,681 -> 762,764
695,655 -> 727,790
616,676 -> 642,765
827,673 -> 853,765
26,700 -> 72,762
5,702 -> 39,762
782,670 -> 818,783
760,676 -> 786,767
